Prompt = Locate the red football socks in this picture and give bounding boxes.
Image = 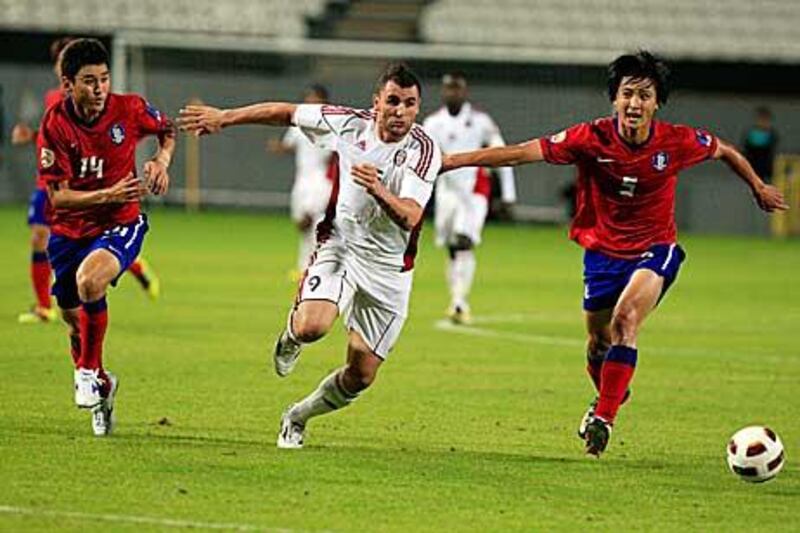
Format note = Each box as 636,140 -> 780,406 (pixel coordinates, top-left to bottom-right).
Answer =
78,298 -> 108,372
31,251 -> 52,309
595,345 -> 638,423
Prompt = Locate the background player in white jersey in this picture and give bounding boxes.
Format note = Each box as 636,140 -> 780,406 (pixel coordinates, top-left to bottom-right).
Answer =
267,84 -> 335,277
423,72 -> 516,324
178,63 -> 441,449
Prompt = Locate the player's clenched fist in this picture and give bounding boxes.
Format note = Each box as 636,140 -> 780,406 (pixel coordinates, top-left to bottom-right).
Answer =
178,105 -> 225,136
351,163 -> 383,195
106,173 -> 148,203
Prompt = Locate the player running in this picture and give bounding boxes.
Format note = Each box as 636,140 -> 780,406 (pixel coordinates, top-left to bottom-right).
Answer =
178,63 -> 441,449
15,38 -> 160,325
267,84 -> 335,278
441,51 -> 787,457
423,72 -> 516,324
38,38 -> 175,435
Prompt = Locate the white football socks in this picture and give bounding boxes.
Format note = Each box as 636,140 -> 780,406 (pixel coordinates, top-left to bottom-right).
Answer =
289,369 -> 359,425
449,250 -> 476,309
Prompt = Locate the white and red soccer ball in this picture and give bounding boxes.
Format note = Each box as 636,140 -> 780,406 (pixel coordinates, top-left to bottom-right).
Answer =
726,426 -> 785,483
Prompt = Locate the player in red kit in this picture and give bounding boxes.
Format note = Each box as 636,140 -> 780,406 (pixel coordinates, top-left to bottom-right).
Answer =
442,51 -> 787,457
37,38 -> 175,435
15,37 -> 161,325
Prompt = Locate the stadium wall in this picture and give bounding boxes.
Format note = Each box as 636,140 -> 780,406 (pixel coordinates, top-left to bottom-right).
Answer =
2,32 -> 800,235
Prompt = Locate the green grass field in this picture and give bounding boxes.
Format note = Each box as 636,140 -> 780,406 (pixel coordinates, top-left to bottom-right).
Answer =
0,205 -> 798,532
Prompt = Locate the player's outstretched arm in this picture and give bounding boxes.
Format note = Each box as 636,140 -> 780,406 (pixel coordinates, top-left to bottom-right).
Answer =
47,173 -> 148,209
441,139 -> 544,173
351,163 -> 423,230
178,102 -> 297,136
714,139 -> 788,212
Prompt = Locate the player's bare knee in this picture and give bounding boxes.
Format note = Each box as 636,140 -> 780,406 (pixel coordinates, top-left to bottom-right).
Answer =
76,270 -> 107,302
610,307 -> 639,343
292,313 -> 328,342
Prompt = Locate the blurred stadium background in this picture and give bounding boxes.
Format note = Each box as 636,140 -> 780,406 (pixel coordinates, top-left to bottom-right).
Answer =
2,0 -> 800,235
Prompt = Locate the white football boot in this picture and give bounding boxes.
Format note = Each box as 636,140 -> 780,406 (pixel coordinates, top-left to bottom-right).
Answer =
273,329 -> 302,377
74,368 -> 103,408
91,372 -> 118,437
276,406 -> 305,449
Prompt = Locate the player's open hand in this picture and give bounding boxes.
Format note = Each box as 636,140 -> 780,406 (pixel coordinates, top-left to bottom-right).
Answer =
351,163 -> 383,195
754,183 -> 789,212
143,159 -> 170,196
177,105 -> 225,136
106,173 -> 148,203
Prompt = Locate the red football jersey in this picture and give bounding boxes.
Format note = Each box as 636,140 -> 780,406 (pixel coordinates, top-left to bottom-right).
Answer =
37,93 -> 172,239
540,117 -> 718,258
35,87 -> 66,190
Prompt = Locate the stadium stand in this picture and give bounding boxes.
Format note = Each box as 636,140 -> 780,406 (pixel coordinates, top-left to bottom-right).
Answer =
420,0 -> 800,62
0,0 -> 329,38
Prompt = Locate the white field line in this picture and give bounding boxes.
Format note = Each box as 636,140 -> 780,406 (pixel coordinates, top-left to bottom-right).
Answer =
432,317 -> 790,360
0,505 -> 308,532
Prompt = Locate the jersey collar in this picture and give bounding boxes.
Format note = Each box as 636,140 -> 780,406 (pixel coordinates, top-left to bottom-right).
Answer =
612,116 -> 656,150
65,94 -> 110,128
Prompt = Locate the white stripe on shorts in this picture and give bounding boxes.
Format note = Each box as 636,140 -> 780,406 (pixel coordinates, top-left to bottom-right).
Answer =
124,215 -> 145,250
660,243 -> 676,271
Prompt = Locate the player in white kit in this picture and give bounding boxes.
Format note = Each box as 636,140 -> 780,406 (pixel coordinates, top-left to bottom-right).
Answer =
268,85 -> 335,275
423,72 -> 516,324
178,64 -> 441,448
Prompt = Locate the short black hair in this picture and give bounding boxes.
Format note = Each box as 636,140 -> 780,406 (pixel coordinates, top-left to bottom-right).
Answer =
374,62 -> 422,97
60,38 -> 109,81
442,70 -> 467,86
608,50 -> 670,105
306,83 -> 330,101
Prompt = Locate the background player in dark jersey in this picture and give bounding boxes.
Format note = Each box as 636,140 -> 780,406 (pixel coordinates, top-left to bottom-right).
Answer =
37,39 -> 175,435
441,51 -> 787,457
14,37 -> 160,325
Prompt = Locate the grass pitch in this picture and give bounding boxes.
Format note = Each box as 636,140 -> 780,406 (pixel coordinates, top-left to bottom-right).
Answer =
0,205 -> 798,531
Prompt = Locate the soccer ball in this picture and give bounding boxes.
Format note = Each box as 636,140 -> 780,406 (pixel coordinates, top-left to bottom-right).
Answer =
726,426 -> 785,483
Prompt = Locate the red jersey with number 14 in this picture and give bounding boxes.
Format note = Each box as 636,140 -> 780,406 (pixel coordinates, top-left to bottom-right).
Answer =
540,117 -> 718,258
37,93 -> 172,239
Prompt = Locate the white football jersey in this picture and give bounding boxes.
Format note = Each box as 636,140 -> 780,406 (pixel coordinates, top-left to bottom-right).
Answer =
423,102 -> 516,202
293,104 -> 442,270
281,126 -> 332,186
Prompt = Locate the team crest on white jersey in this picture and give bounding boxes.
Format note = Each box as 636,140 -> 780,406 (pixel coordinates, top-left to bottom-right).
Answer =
109,123 -> 126,145
651,151 -> 669,172
393,149 -> 407,166
550,131 -> 566,144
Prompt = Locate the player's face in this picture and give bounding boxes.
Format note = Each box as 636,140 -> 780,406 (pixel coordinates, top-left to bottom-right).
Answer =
67,64 -> 110,117
613,76 -> 658,131
442,82 -> 467,112
373,81 -> 420,142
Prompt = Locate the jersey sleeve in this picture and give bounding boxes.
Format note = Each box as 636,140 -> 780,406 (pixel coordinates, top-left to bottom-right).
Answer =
132,96 -> 174,139
674,124 -> 718,171
400,132 -> 442,207
539,122 -> 593,165
293,104 -> 363,150
36,112 -> 72,185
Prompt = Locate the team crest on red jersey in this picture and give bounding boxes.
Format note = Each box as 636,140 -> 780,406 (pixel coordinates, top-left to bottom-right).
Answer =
109,123 -> 126,145
651,151 -> 669,172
